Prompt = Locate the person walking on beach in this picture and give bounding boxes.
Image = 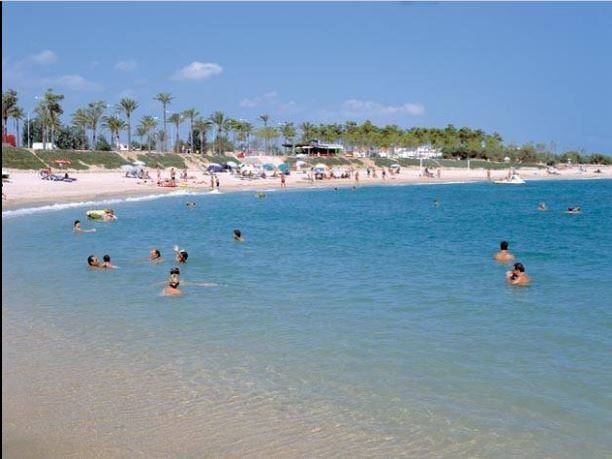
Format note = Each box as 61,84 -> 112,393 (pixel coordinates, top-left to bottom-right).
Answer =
216,176 -> 220,191
367,168 -> 371,178
156,167 -> 161,183
506,262 -> 530,285
280,173 -> 286,188
494,241 -> 515,262
210,175 -> 215,190
355,170 -> 360,183
382,169 -> 387,180
170,168 -> 176,183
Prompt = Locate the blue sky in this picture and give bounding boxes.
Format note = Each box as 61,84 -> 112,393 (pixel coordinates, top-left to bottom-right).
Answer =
3,2 -> 611,152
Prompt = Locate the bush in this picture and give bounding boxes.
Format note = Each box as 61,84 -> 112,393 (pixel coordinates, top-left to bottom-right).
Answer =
35,150 -> 129,169
2,146 -> 48,169
136,153 -> 186,169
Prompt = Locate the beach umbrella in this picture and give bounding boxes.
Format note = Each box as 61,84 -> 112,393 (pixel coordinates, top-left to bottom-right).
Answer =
278,163 -> 289,172
315,163 -> 328,169
295,160 -> 308,168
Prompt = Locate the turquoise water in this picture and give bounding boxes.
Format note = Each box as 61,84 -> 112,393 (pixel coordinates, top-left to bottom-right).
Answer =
3,179 -> 612,456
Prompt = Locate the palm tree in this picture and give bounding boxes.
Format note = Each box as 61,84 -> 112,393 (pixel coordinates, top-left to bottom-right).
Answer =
280,122 -> 296,154
72,108 -> 90,149
118,98 -> 138,151
154,92 -> 173,152
84,101 -> 106,149
299,122 -> 315,142
103,115 -> 127,150
42,89 -> 64,148
9,106 -> 24,147
168,112 -> 183,153
182,108 -> 199,151
209,111 -> 231,155
259,114 -> 271,153
138,115 -> 158,153
2,89 -> 18,138
193,118 -> 212,154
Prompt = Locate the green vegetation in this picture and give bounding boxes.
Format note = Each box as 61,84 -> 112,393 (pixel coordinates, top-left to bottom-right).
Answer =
3,87 -> 609,166
1,146 -> 47,169
35,150 -> 129,169
136,153 -> 186,169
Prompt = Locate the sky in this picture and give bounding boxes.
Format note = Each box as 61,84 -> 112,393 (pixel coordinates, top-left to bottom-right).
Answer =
3,1 -> 612,153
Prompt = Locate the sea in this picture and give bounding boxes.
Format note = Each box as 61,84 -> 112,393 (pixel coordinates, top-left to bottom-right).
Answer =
2,179 -> 611,457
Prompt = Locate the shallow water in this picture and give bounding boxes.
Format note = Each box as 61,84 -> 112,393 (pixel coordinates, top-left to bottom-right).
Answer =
3,180 -> 612,457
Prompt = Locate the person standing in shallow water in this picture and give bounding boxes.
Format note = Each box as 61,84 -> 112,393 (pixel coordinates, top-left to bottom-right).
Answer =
494,241 -> 515,262
280,173 -> 286,188
216,176 -> 220,191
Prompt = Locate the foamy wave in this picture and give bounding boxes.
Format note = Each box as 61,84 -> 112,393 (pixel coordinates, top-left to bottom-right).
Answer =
2,190 -> 206,219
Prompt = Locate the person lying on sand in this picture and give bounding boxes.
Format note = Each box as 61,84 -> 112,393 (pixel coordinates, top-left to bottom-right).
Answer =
74,220 -> 96,233
233,229 -> 244,242
506,262 -> 530,285
494,241 -> 515,262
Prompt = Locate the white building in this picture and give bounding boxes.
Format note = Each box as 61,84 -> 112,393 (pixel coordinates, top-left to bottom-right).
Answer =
395,145 -> 442,159
32,142 -> 56,150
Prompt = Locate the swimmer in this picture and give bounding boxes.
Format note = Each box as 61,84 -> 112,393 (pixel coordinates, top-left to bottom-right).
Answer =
103,209 -> 117,221
87,254 -> 100,268
433,199 -> 440,208
186,202 -> 197,209
233,229 -> 244,242
506,262 -> 530,285
255,192 -> 266,199
334,187 -> 339,191
538,202 -> 548,211
163,279 -> 182,296
74,220 -> 96,233
494,241 -> 515,262
566,206 -> 581,214
150,249 -> 162,262
100,254 -> 116,269
175,248 -> 188,263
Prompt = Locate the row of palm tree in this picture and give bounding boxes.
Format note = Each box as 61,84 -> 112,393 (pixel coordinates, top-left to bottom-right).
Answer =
3,88 -> 609,164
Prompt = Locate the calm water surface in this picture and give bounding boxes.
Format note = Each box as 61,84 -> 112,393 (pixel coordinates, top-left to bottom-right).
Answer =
3,179 -> 612,457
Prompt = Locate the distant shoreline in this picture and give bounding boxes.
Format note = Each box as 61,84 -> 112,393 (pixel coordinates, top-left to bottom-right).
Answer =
2,166 -> 609,216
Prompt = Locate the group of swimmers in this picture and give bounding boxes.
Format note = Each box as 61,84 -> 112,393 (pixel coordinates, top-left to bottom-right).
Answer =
538,202 -> 582,214
494,241 -> 530,285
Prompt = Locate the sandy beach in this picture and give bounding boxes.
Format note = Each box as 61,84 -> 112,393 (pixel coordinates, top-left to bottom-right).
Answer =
3,163 -> 610,210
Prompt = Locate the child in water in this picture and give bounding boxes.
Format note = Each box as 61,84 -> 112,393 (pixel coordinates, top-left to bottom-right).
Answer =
74,220 -> 96,233
233,229 -> 244,241
506,262 -> 530,285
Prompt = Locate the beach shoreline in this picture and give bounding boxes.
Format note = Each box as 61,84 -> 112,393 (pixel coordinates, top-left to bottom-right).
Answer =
3,165 -> 610,212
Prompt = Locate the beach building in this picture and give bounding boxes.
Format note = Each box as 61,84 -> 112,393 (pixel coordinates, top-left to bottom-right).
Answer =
284,140 -> 344,157
394,145 -> 442,159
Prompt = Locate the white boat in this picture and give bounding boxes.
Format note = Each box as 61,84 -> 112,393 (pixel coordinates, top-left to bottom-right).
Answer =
494,174 -> 525,185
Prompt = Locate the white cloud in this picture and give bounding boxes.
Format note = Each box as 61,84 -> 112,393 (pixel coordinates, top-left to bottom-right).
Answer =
171,61 -> 222,81
341,99 -> 425,117
29,50 -> 58,65
42,74 -> 102,91
114,60 -> 138,72
240,91 -> 278,108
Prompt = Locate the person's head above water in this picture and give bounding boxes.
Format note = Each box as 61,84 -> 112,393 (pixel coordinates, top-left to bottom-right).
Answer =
74,220 -> 80,227
151,249 -> 161,259
233,229 -> 242,239
170,267 -> 180,275
513,262 -> 525,272
103,255 -> 111,263
176,250 -> 188,262
500,241 -> 509,251
87,255 -> 98,266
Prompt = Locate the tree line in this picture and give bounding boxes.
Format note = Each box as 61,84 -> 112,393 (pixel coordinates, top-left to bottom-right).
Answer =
2,88 -> 609,165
